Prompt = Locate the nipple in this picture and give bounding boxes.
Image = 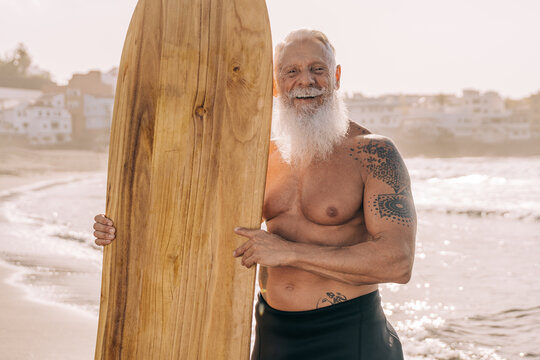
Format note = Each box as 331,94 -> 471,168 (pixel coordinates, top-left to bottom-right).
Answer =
326,206 -> 338,218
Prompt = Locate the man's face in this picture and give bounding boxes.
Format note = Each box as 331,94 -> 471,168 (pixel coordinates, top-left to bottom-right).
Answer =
275,39 -> 340,114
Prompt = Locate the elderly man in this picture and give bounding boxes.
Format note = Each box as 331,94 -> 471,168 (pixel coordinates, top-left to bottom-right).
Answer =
94,29 -> 415,359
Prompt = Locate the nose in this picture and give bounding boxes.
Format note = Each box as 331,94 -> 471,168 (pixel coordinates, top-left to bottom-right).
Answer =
297,70 -> 315,87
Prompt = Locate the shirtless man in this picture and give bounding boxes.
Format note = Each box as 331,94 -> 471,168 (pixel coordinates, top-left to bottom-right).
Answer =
94,29 -> 416,359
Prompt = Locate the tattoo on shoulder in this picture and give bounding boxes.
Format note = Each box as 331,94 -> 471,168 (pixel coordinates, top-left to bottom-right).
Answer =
348,139 -> 415,227
349,139 -> 408,193
316,292 -> 348,309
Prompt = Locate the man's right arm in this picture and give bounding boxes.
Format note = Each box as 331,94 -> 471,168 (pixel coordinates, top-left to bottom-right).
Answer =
93,214 -> 116,246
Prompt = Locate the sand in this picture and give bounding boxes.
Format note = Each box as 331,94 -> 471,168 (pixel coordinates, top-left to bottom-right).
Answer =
0,146 -> 107,359
0,264 -> 98,359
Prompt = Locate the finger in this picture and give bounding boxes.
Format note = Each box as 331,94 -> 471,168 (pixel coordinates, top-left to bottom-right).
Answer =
241,247 -> 255,265
95,214 -> 113,226
233,240 -> 253,257
93,222 -> 115,234
93,230 -> 115,240
95,238 -> 111,246
242,255 -> 258,268
234,227 -> 261,238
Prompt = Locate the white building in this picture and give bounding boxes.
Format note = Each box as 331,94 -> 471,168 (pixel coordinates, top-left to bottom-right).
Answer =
346,94 -> 404,135
83,95 -> 114,129
0,93 -> 72,145
504,112 -> 531,140
22,105 -> 72,145
403,90 -> 514,142
0,87 -> 42,111
101,68 -> 118,96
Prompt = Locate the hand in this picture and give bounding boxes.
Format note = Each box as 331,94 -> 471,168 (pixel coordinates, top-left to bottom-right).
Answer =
93,214 -> 116,246
233,227 -> 295,268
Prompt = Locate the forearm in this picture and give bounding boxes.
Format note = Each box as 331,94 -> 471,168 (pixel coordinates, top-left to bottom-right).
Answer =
288,238 -> 413,286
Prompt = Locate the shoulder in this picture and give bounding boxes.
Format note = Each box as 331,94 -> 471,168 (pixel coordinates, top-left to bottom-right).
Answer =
345,131 -> 401,160
350,134 -> 410,192
354,134 -> 400,156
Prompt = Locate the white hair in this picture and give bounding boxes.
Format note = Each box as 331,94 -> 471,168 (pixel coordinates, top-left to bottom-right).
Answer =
274,29 -> 337,72
273,91 -> 349,166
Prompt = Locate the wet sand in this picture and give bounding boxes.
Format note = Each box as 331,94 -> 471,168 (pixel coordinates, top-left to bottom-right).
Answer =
0,146 -> 107,359
0,263 -> 97,359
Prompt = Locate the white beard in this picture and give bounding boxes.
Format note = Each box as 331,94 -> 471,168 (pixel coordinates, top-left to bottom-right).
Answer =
272,90 -> 350,166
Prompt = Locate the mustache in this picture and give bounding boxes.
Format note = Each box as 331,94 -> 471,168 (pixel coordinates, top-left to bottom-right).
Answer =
287,87 -> 327,99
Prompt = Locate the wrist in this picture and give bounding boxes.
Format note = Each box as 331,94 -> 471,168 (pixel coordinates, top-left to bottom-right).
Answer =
284,241 -> 300,266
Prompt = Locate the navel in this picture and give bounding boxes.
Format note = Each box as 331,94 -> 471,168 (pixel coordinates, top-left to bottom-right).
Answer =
326,206 -> 339,217
284,283 -> 295,291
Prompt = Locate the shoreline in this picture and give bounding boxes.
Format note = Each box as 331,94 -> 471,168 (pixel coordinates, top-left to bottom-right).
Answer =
0,147 -> 106,359
0,260 -> 98,359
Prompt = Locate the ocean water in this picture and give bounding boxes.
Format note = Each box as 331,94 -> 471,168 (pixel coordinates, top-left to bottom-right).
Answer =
0,157 -> 539,359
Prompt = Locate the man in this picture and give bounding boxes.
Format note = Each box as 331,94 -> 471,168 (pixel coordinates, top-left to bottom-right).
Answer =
94,29 -> 416,359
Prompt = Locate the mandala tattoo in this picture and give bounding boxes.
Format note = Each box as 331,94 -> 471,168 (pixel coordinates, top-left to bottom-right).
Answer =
316,292 -> 348,308
367,191 -> 414,227
348,138 -> 415,227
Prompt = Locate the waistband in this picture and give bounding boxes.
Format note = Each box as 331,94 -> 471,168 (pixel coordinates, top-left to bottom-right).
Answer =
256,290 -> 381,322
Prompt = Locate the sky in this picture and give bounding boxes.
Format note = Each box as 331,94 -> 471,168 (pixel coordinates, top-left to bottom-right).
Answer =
1,0 -> 539,99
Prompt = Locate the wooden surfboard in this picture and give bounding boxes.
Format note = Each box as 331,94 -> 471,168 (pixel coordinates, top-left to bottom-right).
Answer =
94,0 -> 273,359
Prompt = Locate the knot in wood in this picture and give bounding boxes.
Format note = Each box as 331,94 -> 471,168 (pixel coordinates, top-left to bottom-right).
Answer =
195,106 -> 207,118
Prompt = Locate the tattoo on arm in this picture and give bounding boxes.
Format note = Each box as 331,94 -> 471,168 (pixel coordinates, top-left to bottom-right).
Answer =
349,139 -> 415,227
367,191 -> 414,227
316,291 -> 348,309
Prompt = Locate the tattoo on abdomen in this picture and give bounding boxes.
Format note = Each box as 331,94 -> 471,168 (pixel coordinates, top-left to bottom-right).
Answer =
349,139 -> 415,226
316,292 -> 348,308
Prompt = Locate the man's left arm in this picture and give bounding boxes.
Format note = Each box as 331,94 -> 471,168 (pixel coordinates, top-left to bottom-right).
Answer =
234,137 -> 417,285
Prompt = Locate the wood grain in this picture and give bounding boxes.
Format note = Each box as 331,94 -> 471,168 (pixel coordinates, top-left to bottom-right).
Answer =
94,0 -> 273,358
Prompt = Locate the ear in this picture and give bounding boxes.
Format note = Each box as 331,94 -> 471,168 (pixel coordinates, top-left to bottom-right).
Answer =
334,65 -> 341,90
272,75 -> 278,97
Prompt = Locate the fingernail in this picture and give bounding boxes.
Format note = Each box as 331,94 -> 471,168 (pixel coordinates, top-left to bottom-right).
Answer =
232,251 -> 236,257
109,228 -> 115,234
108,221 -> 113,226
234,227 -> 240,231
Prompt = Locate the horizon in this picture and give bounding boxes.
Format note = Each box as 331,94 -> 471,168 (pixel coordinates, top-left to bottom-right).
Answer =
1,0 -> 540,99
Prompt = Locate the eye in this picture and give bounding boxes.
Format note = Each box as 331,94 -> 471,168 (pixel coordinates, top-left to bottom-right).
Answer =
283,68 -> 298,78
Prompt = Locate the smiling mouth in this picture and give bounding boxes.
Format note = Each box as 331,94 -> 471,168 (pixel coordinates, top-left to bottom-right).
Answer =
295,95 -> 319,100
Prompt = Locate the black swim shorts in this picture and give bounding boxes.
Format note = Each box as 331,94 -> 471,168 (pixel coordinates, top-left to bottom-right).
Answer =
251,290 -> 403,360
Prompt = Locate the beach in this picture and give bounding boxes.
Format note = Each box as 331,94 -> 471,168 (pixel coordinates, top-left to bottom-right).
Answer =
0,146 -> 539,359
0,146 -> 107,359
0,264 -> 97,360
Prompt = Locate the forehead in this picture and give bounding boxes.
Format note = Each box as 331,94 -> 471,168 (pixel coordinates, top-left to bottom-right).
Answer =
277,38 -> 333,69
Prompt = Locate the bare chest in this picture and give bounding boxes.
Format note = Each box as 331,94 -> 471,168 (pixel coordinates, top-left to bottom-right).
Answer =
263,158 -> 364,226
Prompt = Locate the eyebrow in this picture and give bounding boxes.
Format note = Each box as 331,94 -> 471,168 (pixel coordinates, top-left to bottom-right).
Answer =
279,62 -> 328,72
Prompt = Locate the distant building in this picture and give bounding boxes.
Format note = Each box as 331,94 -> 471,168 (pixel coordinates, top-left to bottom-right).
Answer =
345,94 -> 405,137
527,92 -> 540,139
24,105 -> 72,145
0,97 -> 72,145
344,89 -> 538,145
504,111 -> 531,140
101,68 -> 119,95
0,87 -> 42,111
50,70 -> 116,145
83,94 -> 114,144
